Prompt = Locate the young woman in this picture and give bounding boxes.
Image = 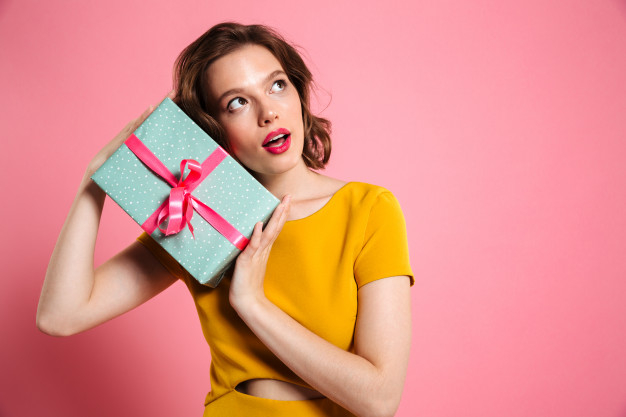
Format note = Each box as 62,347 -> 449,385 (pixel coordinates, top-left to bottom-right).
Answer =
37,23 -> 414,417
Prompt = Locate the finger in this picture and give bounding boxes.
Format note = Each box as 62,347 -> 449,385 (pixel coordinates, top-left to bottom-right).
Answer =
124,105 -> 150,128
244,221 -> 264,254
261,201 -> 290,250
129,105 -> 154,131
261,197 -> 289,243
136,90 -> 174,128
267,195 -> 291,245
142,104 -> 156,119
263,198 -> 286,231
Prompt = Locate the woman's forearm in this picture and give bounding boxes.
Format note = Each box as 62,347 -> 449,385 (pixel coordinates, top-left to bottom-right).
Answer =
36,172 -> 106,335
234,288 -> 410,417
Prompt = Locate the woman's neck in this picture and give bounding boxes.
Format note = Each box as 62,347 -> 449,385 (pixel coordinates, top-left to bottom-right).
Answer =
256,161 -> 321,201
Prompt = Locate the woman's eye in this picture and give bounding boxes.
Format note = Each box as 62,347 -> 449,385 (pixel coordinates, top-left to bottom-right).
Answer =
227,97 -> 247,111
270,80 -> 286,93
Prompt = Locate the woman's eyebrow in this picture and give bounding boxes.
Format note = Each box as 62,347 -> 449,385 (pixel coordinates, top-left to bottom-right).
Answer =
217,70 -> 287,103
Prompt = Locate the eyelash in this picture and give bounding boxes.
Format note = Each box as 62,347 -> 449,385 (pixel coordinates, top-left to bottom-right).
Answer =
271,79 -> 286,91
226,79 -> 287,112
227,97 -> 247,112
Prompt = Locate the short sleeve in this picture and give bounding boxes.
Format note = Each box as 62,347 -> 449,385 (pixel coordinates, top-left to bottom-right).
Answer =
136,232 -> 188,283
354,191 -> 414,289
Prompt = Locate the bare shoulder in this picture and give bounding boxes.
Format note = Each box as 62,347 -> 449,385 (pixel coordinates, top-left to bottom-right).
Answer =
287,174 -> 348,221
315,175 -> 349,197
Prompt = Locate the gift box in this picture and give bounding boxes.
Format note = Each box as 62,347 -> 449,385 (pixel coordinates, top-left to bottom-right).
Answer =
91,98 -> 280,287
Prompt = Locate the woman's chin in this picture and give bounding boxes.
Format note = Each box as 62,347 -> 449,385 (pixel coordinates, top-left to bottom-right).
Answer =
251,158 -> 308,180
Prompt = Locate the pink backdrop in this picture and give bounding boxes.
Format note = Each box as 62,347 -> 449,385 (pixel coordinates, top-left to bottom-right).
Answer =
2,0 -> 626,416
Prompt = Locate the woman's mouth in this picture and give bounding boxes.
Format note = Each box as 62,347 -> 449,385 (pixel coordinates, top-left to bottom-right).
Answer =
262,128 -> 291,154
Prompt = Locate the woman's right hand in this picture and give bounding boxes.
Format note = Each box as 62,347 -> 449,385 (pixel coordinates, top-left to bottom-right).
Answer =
85,91 -> 176,177
86,106 -> 154,177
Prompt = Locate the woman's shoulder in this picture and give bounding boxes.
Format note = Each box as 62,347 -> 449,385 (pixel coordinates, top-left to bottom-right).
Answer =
344,181 -> 391,194
312,179 -> 402,224
307,174 -> 402,215
312,173 -> 391,196
335,181 -> 396,205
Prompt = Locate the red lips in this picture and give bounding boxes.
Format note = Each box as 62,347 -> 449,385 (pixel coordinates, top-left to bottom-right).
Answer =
262,128 -> 291,154
262,128 -> 291,146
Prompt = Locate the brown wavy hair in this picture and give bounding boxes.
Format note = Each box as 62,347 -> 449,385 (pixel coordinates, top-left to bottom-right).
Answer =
172,22 -> 331,170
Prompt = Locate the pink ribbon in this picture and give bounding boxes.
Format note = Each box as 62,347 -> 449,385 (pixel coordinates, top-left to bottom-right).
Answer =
125,134 -> 249,251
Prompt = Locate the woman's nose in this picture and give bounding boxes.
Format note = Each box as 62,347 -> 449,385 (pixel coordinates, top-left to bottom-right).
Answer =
258,101 -> 279,126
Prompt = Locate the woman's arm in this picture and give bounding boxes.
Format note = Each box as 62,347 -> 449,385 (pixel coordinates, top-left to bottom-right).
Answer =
237,277 -> 411,417
37,103 -> 178,336
229,199 -> 412,417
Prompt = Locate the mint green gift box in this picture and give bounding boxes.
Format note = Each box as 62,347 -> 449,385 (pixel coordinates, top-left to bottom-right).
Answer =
91,98 -> 280,287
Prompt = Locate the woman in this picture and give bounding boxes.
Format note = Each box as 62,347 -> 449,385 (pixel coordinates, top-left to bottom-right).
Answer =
37,22 -> 414,417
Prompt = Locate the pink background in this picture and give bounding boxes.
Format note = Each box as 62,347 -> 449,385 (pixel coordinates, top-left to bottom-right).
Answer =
2,0 -> 626,416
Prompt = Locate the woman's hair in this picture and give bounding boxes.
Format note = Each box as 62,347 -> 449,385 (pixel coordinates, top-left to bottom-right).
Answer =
173,22 -> 331,170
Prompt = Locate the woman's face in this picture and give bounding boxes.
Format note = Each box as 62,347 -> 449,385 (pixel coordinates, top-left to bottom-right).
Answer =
205,44 -> 305,178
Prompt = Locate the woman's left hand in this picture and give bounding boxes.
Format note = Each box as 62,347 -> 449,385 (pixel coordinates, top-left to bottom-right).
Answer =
229,195 -> 291,313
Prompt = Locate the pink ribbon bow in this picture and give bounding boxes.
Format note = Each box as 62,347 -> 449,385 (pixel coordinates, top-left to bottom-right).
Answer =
125,134 -> 249,251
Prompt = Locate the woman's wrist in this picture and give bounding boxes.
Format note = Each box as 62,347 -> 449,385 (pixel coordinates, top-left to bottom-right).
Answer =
231,291 -> 270,321
84,156 -> 106,180
79,170 -> 106,204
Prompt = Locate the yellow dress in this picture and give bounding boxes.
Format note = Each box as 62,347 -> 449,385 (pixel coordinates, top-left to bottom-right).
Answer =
137,182 -> 414,416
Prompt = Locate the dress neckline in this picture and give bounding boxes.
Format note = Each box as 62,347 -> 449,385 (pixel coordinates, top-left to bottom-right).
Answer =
284,181 -> 354,224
